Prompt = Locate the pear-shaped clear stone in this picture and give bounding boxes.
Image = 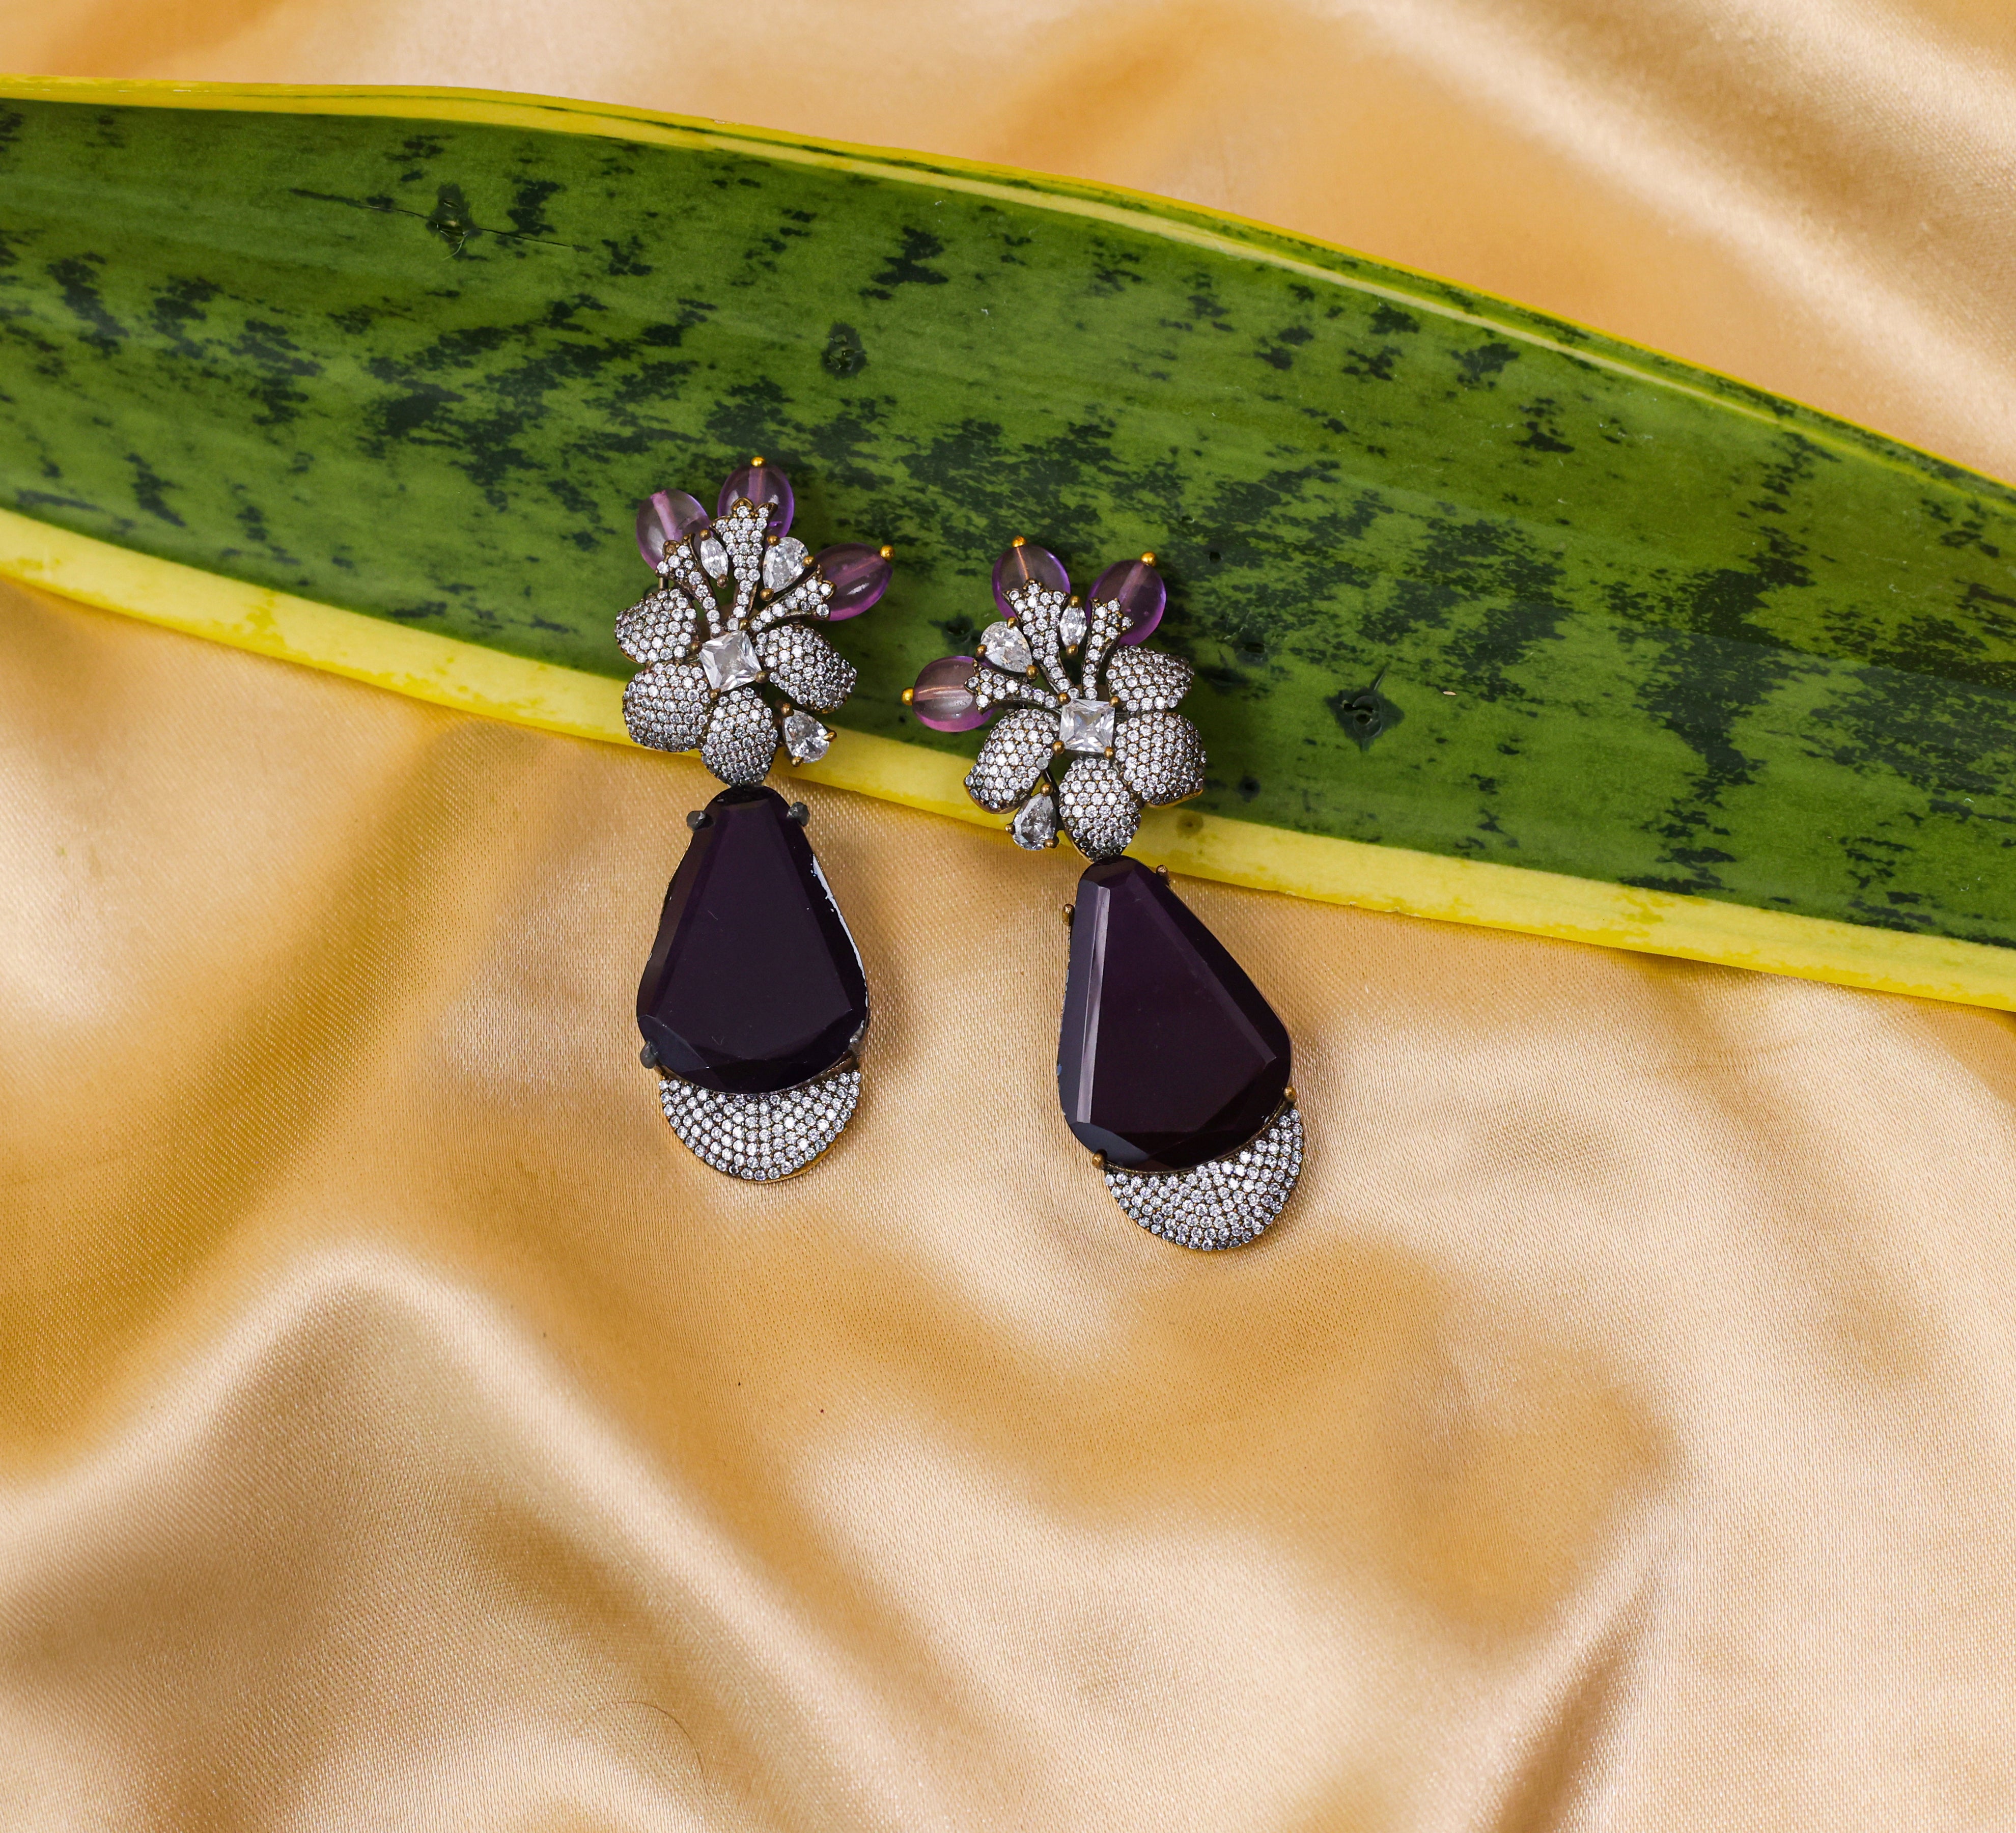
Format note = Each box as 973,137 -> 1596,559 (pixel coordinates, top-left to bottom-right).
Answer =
1012,793 -> 1058,850
699,533 -> 730,579
764,537 -> 809,591
1058,604 -> 1088,648
783,711 -> 831,762
701,628 -> 763,692
980,620 -> 1033,673
1059,698 -> 1115,754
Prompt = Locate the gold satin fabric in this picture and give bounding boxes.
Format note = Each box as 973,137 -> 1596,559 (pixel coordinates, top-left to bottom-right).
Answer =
5,4 -> 2016,1827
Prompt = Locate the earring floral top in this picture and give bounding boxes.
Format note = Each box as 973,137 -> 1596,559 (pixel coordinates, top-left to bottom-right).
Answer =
912,541 -> 1204,858
619,458 -> 891,785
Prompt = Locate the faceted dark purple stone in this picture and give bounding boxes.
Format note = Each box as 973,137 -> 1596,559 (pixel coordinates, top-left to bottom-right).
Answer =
1092,557 -> 1166,645
635,490 -> 710,568
718,461 -> 794,537
992,540 -> 1068,617
637,786 -> 869,1094
1057,858 -> 1290,1172
815,542 -> 891,619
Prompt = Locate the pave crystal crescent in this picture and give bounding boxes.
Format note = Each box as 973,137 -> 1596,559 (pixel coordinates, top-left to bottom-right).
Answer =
908,537 -> 1305,1247
620,459 -> 891,1181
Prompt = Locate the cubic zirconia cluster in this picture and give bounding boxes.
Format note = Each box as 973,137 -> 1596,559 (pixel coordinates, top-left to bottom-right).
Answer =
658,1063 -> 862,1180
1103,1102 -> 1304,1248
962,584 -> 1204,858
623,467 -> 891,1184
620,498 -> 850,786
916,543 -> 1306,1251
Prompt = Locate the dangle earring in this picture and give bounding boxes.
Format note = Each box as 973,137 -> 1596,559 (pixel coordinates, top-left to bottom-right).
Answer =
617,457 -> 890,1179
908,540 -> 1304,1249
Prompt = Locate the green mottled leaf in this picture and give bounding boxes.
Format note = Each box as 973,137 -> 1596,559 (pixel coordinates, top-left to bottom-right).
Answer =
2,90 -> 2011,946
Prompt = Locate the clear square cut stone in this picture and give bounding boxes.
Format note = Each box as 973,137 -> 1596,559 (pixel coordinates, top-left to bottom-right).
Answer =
700,628 -> 763,693
1059,698 -> 1115,754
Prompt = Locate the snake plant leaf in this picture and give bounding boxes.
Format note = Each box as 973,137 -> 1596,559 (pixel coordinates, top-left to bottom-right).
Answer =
1,81 -> 2011,999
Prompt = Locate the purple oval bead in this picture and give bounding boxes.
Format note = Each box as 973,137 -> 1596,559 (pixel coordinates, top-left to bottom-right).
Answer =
815,543 -> 891,620
991,540 -> 1069,617
634,490 -> 710,568
718,460 -> 794,537
1093,557 -> 1166,645
911,655 -> 987,732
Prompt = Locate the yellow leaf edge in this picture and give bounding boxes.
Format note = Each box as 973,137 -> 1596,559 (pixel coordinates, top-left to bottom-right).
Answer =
5,504 -> 2010,1013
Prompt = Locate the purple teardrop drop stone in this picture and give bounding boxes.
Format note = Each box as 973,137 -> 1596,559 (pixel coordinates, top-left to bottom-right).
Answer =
910,655 -> 987,732
992,540 -> 1068,617
1092,558 -> 1166,645
635,490 -> 710,568
1058,858 -> 1291,1172
637,785 -> 869,1093
815,543 -> 891,619
718,460 -> 794,537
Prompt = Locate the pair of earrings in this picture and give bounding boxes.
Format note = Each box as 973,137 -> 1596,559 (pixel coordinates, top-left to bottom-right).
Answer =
618,457 -> 1303,1251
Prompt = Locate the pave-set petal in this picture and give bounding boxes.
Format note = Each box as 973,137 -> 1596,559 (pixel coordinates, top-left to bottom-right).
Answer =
1056,756 -> 1140,858
749,569 -> 833,635
966,708 -> 1060,811
759,623 -> 857,712
1007,584 -> 1075,697
969,665 -> 1054,713
702,686 -> 779,785
624,660 -> 711,754
715,499 -> 771,630
617,585 -> 702,666
1114,710 -> 1205,806
1105,647 -> 1193,712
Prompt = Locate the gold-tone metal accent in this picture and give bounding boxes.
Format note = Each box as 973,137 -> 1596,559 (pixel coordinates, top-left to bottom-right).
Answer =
1141,551 -> 1156,564
1062,903 -> 1075,926
750,454 -> 766,465
1284,1086 -> 1297,1103
1155,864 -> 1170,881
901,686 -> 914,705
1011,535 -> 1026,548
879,544 -> 894,560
